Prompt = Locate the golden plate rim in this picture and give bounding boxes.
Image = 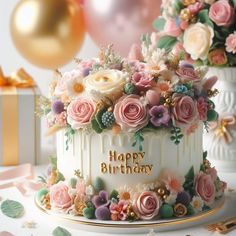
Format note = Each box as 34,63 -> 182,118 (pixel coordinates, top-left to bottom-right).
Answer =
35,196 -> 225,229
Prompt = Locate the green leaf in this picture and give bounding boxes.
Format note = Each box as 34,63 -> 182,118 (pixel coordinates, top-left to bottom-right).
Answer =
153,17 -> 166,31
1,200 -> 24,218
91,118 -> 103,133
203,151 -> 208,160
52,226 -> 71,236
49,156 -> 57,170
232,0 -> 236,7
198,9 -> 214,28
185,166 -> 194,180
157,36 -> 177,51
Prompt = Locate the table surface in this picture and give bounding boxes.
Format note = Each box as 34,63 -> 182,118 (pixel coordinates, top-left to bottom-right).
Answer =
0,165 -> 236,236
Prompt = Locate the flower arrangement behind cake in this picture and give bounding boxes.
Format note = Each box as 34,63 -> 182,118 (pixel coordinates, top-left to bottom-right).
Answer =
38,44 -> 218,150
153,0 -> 236,66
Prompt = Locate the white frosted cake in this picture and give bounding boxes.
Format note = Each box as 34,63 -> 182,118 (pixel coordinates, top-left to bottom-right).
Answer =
37,45 -> 226,222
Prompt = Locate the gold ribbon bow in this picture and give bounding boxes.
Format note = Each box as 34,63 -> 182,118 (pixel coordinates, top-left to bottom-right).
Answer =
211,116 -> 236,144
0,66 -> 35,88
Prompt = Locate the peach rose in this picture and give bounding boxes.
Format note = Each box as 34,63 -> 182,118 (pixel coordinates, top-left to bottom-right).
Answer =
50,182 -> 72,209
133,191 -> 161,220
172,94 -> 197,128
114,95 -> 149,132
195,172 -> 216,206
209,0 -> 235,26
67,96 -> 96,129
208,49 -> 228,66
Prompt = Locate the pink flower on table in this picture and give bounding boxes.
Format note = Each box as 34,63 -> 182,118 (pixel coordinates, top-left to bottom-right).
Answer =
172,94 -> 198,128
55,111 -> 67,126
164,19 -> 182,37
132,191 -> 161,220
114,95 -> 149,132
110,200 -> 129,221
197,97 -> 208,121
226,32 -> 236,54
149,105 -> 170,127
67,96 -> 96,129
131,72 -> 154,91
188,2 -> 205,15
209,0 -> 235,26
160,169 -> 184,194
195,172 -> 216,206
50,182 -> 72,209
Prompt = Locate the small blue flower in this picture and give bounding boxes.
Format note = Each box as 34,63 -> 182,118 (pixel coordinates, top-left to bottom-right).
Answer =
175,85 -> 188,93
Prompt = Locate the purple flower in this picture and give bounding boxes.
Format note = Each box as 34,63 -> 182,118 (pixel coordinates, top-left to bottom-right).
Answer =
92,190 -> 109,208
52,101 -> 64,114
131,72 -> 154,91
149,105 -> 170,127
95,206 -> 111,220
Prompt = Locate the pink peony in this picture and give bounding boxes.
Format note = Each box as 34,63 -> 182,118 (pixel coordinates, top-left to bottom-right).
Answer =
164,19 -> 182,37
50,182 -> 72,209
110,200 -> 129,221
226,32 -> 236,54
195,172 -> 216,206
197,97 -> 208,121
209,0 -> 235,26
131,72 -> 154,91
208,49 -> 228,66
114,95 -> 149,132
160,169 -> 184,194
172,94 -> 198,128
67,96 -> 96,129
133,191 -> 161,220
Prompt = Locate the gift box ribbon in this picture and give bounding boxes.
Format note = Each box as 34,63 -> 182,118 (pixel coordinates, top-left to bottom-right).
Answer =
0,67 -> 35,165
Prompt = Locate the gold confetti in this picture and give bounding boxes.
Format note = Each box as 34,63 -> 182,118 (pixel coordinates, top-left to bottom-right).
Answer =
22,220 -> 37,229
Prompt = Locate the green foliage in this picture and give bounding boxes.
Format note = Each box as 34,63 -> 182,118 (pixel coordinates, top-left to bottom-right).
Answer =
52,226 -> 71,236
183,166 -> 195,196
153,17 -> 166,32
232,0 -> 236,7
83,207 -> 95,219
157,36 -> 177,52
65,127 -> 75,151
227,53 -> 236,66
93,177 -> 105,192
91,118 -> 103,134
1,200 -> 24,218
110,189 -> 119,200
198,9 -> 214,28
203,151 -> 208,160
170,127 -> 183,145
55,171 -> 65,183
132,130 -> 144,151
49,156 -> 57,170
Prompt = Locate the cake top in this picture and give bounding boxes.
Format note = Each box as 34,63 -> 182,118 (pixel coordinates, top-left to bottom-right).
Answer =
153,0 -> 236,66
38,44 -> 218,150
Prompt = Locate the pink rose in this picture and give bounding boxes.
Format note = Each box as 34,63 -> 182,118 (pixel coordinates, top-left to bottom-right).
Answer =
209,0 -> 235,26
146,89 -> 161,106
164,19 -> 182,37
197,97 -> 208,121
133,191 -> 161,220
208,49 -> 228,66
131,72 -> 154,91
188,2 -> 204,15
114,95 -> 149,132
225,32 -> 236,54
195,172 -> 216,206
67,96 -> 96,129
176,61 -> 200,82
172,94 -> 197,128
206,167 -> 217,182
50,182 -> 72,209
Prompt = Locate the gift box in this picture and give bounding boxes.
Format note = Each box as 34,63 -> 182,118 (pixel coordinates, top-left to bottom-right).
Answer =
0,67 -> 41,166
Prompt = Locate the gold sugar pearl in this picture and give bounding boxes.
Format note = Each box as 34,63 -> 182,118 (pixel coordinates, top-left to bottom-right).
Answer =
130,212 -> 135,217
157,187 -> 166,196
180,9 -> 192,21
107,107 -> 113,112
162,194 -> 169,200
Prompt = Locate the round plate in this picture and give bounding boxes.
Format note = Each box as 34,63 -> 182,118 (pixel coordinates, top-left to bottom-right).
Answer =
35,197 -> 225,234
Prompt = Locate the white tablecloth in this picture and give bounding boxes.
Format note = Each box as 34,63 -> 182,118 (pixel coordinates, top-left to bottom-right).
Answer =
0,166 -> 236,236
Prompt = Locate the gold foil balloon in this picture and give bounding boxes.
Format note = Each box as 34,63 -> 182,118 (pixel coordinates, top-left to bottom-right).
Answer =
10,0 -> 85,69
83,0 -> 161,56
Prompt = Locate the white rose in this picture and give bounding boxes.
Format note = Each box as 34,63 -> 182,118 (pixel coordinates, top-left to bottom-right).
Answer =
84,70 -> 126,101
183,23 -> 214,60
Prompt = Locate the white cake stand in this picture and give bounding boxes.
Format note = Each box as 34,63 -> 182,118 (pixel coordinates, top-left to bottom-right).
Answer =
35,197 -> 225,234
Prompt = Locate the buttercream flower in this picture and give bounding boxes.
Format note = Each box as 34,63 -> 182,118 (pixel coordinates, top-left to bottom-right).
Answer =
209,0 -> 235,26
50,182 -> 72,209
183,23 -> 214,60
118,185 -> 135,201
55,111 -> 67,127
197,97 -> 208,121
160,170 -> 184,194
188,2 -> 204,14
76,179 -> 87,195
52,101 -> 65,114
110,200 -> 129,221
66,75 -> 85,99
131,72 -> 154,91
205,167 -> 217,182
191,196 -> 204,212
164,19 -> 182,37
67,97 -> 96,129
176,61 -> 200,82
146,90 -> 161,106
174,203 -> 187,217
195,172 -> 216,206
114,95 -> 149,132
84,70 -> 126,101
226,32 -> 236,54
172,94 -> 197,128
149,105 -> 170,127
54,69 -> 81,96
132,191 -> 161,220
128,44 -> 144,61
208,49 -> 228,66
92,190 -> 109,208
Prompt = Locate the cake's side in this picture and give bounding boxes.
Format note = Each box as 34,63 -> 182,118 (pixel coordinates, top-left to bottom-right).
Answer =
57,126 -> 203,192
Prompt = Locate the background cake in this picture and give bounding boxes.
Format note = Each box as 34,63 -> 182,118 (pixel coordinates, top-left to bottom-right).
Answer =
37,41 -> 226,221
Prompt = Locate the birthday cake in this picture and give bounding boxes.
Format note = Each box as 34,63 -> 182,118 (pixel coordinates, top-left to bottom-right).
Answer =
37,43 -> 226,222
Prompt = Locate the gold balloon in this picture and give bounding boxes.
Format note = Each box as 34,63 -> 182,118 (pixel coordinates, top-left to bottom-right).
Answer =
10,0 -> 85,69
